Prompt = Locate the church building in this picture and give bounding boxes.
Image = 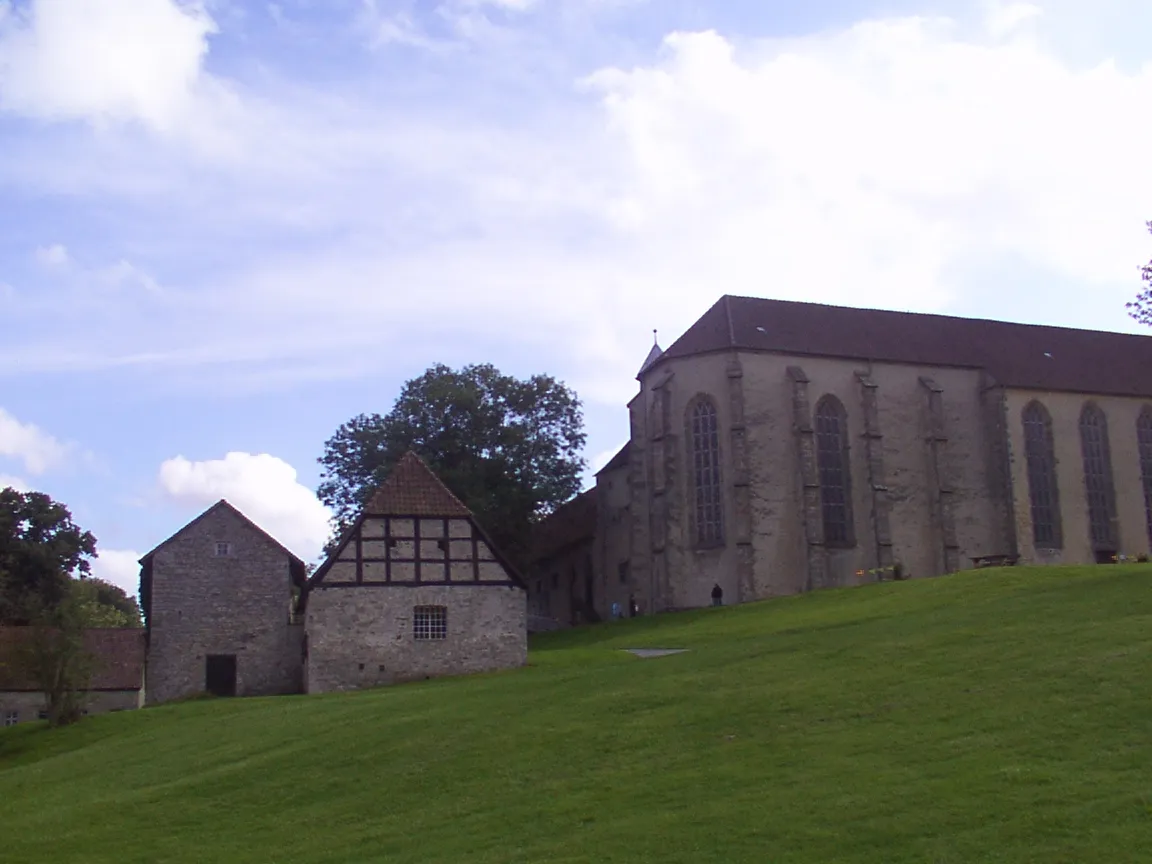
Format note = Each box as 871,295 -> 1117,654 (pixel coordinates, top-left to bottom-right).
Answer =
528,295 -> 1152,626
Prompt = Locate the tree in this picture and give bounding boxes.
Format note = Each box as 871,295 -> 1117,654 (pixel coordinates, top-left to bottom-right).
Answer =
318,363 -> 586,564
1130,220 -> 1152,326
72,578 -> 142,629
19,591 -> 96,727
0,488 -> 97,625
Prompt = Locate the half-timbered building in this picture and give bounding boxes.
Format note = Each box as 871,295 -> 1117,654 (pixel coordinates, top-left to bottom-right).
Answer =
303,451 -> 527,693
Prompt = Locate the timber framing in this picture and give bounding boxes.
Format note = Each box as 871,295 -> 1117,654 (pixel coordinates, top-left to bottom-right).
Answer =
308,513 -> 526,590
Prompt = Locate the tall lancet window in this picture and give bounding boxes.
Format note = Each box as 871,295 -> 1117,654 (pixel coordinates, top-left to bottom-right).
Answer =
814,395 -> 855,547
1022,401 -> 1062,548
1079,402 -> 1118,552
689,397 -> 724,547
1139,408 -> 1152,548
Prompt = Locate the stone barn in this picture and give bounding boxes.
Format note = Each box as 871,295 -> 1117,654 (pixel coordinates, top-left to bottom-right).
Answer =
304,451 -> 527,693
139,500 -> 307,705
0,627 -> 146,724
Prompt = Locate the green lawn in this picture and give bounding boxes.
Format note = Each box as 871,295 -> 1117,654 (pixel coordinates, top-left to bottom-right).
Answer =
4,565 -> 1152,863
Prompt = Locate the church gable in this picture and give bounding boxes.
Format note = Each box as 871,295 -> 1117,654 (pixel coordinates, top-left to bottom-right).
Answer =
310,452 -> 523,589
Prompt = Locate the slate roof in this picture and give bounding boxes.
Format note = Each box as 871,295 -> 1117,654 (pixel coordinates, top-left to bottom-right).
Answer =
0,626 -> 145,692
364,451 -> 472,517
530,488 -> 598,562
656,295 -> 1152,399
595,441 -> 631,476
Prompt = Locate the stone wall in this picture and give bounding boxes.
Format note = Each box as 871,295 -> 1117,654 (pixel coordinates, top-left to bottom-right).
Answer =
1005,390 -> 1152,564
528,543 -> 596,627
1,689 -> 141,724
595,459 -> 636,619
639,351 -> 1006,609
304,584 -> 526,693
145,506 -> 302,704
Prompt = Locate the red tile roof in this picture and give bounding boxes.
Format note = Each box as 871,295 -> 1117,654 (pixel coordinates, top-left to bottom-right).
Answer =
0,627 -> 145,692
657,295 -> 1152,398
364,451 -> 472,517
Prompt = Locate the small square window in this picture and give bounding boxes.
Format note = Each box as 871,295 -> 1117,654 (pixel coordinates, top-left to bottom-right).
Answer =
3,710 -> 18,727
37,710 -> 47,721
214,542 -> 231,557
413,605 -> 447,641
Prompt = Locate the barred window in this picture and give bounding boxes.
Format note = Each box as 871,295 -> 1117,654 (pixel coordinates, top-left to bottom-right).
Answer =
689,398 -> 724,547
214,542 -> 231,557
413,605 -> 447,641
1139,408 -> 1152,547
4,711 -> 17,727
814,395 -> 855,547
1023,401 -> 1062,548
1079,403 -> 1118,550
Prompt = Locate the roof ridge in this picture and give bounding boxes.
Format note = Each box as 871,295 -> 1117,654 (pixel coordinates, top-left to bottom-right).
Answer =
364,451 -> 473,517
723,294 -> 1150,339
723,294 -> 736,347
139,499 -> 304,566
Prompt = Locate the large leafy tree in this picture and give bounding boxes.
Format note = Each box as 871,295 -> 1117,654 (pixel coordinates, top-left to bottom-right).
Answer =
318,363 -> 586,563
0,488 -> 97,624
1130,220 -> 1152,326
72,578 -> 142,628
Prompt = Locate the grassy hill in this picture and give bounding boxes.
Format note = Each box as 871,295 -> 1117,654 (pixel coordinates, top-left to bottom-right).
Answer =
4,565 -> 1152,863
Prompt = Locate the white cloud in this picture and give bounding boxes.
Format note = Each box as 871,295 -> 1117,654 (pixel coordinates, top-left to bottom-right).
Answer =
3,6 -> 1152,407
0,474 -> 29,492
984,0 -> 1042,40
157,452 -> 332,559
0,0 -> 219,132
90,548 -> 143,597
0,407 -> 69,475
34,242 -> 69,268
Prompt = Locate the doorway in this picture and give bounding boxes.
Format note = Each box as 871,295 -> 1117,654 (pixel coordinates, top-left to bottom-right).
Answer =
205,654 -> 237,697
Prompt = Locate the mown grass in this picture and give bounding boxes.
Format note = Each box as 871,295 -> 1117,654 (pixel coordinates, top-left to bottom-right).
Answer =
4,565 -> 1152,863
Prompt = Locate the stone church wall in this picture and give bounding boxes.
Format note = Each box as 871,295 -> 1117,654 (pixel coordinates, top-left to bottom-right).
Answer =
1004,389 -> 1152,564
304,585 -> 526,693
645,351 -> 1008,609
145,507 -> 302,704
595,459 -> 635,618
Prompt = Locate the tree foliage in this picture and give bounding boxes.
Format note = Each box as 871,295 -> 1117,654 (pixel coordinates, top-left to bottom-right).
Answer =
318,363 -> 586,563
19,592 -> 97,727
1130,220 -> 1152,327
72,578 -> 142,628
0,488 -> 97,625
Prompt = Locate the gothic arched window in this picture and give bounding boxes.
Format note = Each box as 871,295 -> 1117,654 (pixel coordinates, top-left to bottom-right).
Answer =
1137,408 -> 1152,547
1022,401 -> 1062,548
1079,402 -> 1118,552
814,395 -> 854,547
689,397 -> 724,547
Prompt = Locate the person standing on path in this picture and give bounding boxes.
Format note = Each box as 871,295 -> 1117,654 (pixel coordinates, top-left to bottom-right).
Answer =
711,583 -> 723,607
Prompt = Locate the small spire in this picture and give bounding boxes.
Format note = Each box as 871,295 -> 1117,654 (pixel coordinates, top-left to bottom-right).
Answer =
653,328 -> 658,346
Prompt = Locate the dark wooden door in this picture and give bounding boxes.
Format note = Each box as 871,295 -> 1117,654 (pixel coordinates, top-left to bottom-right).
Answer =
205,654 -> 237,697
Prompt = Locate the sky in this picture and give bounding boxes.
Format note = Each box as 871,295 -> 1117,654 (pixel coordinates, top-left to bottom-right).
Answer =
2,0 -> 1152,598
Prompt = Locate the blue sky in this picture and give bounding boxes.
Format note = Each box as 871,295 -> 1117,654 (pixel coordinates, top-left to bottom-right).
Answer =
2,0 -> 1151,595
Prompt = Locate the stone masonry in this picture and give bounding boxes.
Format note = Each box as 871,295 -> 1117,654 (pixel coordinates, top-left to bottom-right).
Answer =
140,501 -> 306,705
304,452 -> 528,693
529,294 -> 1152,627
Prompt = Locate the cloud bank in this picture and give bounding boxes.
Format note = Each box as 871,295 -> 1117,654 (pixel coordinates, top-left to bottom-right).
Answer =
158,452 -> 332,560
